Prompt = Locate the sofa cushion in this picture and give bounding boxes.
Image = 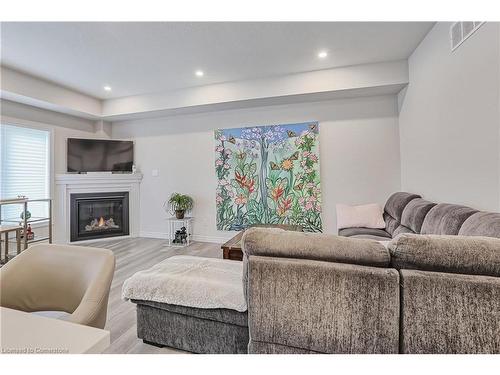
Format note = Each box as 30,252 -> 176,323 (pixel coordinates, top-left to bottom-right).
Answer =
420,203 -> 478,235
384,192 -> 421,222
383,192 -> 421,235
401,198 -> 436,233
338,227 -> 391,239
383,212 -> 399,235
458,212 -> 500,238
336,203 -> 385,230
392,225 -> 414,237
389,233 -> 500,277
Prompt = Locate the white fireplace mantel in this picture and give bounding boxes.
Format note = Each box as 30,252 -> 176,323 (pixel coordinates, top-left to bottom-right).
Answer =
54,173 -> 143,243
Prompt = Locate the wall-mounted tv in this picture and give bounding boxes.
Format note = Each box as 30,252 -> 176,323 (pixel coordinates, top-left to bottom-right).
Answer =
67,138 -> 134,173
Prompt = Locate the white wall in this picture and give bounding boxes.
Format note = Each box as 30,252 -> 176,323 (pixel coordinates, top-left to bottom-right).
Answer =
399,22 -> 500,211
112,95 -> 401,242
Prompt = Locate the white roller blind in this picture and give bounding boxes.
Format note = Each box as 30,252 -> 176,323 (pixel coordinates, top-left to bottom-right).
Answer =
0,124 -> 50,221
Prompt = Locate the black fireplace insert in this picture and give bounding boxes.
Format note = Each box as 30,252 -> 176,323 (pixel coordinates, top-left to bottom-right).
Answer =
70,192 -> 129,242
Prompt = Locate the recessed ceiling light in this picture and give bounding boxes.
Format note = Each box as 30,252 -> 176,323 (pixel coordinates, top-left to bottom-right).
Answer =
103,85 -> 112,92
195,70 -> 204,77
318,51 -> 328,59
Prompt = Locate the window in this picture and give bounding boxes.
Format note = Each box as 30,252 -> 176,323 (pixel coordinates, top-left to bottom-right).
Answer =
0,124 -> 50,220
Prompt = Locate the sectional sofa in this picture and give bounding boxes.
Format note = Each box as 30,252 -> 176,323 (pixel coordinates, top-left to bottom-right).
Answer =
338,192 -> 500,240
127,192 -> 500,354
243,228 -> 500,354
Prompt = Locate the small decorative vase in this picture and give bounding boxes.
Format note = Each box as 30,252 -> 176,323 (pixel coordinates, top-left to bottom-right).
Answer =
175,210 -> 185,219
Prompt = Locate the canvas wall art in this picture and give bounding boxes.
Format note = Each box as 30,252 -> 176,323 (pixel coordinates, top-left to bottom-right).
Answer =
214,121 -> 322,232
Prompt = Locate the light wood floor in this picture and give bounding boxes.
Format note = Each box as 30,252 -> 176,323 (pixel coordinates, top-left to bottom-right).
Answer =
85,237 -> 222,354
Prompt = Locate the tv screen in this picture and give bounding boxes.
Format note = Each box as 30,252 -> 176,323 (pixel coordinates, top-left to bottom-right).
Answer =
67,138 -> 134,173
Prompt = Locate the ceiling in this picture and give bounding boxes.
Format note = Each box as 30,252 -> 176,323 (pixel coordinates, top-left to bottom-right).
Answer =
0,22 -> 433,99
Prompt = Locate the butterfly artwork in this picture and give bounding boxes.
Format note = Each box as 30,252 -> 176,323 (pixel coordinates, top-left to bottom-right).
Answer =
214,121 -> 322,232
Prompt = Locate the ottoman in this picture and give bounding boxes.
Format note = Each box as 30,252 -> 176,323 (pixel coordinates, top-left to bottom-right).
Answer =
122,255 -> 248,353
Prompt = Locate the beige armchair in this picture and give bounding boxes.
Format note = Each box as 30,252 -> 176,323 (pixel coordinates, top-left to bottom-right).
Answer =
0,244 -> 115,329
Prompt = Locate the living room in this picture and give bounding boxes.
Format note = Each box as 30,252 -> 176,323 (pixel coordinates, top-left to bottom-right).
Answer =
1,1 -> 499,373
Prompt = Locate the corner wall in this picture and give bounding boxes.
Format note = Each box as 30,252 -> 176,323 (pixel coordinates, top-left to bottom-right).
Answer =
112,95 -> 401,242
398,22 -> 500,211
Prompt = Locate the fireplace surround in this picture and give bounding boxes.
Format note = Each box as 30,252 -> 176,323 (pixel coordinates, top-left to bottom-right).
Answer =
54,173 -> 142,243
70,192 -> 129,242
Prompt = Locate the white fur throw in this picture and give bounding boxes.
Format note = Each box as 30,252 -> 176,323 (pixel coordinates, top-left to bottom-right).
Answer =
122,255 -> 247,312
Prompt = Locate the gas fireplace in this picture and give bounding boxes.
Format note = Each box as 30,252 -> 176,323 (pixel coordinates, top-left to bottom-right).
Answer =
70,192 -> 129,241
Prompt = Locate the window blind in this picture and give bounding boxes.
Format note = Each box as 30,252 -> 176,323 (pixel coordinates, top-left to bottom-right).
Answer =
0,124 -> 50,221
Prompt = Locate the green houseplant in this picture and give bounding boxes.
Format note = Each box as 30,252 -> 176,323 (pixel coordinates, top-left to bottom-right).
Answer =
166,193 -> 194,219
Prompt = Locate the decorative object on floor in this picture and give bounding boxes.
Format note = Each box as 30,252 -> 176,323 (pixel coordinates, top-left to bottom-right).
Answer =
165,192 -> 194,219
214,122 -> 322,232
166,217 -> 193,247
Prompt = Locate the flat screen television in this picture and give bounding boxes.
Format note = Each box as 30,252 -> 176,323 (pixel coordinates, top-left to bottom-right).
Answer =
67,138 -> 134,173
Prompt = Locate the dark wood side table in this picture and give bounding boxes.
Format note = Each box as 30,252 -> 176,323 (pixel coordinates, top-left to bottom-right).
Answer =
221,224 -> 303,261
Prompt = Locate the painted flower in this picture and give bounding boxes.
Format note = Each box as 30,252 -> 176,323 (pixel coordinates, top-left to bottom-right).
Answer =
219,179 -> 229,186
215,159 -> 223,166
277,197 -> 293,217
223,163 -> 230,169
305,202 -> 314,211
216,195 -> 223,204
271,185 -> 285,201
215,146 -> 224,153
219,135 -> 226,141
309,154 -> 318,162
235,194 -> 248,206
281,159 -> 294,171
303,151 -> 311,158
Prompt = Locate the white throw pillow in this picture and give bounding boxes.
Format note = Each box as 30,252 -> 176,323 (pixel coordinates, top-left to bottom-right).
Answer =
336,203 -> 386,230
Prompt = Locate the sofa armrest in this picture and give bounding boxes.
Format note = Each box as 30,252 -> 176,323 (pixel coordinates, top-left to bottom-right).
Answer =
247,255 -> 400,353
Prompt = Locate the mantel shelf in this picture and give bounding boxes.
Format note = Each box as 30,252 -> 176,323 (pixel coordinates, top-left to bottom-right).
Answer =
55,173 -> 143,185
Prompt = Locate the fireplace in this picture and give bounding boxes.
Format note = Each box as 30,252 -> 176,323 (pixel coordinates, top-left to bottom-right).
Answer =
70,192 -> 129,242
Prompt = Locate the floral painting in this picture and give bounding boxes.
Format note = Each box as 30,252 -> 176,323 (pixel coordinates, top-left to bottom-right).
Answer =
214,122 -> 322,232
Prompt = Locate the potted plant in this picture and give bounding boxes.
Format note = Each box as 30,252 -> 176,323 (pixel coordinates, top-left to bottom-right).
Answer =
166,193 -> 194,219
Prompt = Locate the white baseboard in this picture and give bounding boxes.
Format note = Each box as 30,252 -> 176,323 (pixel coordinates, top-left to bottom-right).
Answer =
139,231 -> 230,244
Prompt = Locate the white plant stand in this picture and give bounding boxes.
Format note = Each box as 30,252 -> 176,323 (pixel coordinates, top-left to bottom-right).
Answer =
166,217 -> 193,247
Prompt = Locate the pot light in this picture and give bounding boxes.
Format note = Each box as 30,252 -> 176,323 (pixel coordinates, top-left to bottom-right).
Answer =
103,85 -> 112,92
317,51 -> 328,59
195,70 -> 204,77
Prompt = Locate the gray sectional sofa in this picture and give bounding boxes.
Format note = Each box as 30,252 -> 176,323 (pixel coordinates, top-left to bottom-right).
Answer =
128,192 -> 500,354
338,191 -> 500,240
243,228 -> 500,354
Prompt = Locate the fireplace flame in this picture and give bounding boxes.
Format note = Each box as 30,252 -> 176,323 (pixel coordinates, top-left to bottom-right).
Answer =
98,217 -> 105,227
